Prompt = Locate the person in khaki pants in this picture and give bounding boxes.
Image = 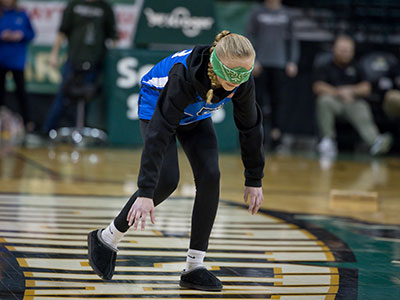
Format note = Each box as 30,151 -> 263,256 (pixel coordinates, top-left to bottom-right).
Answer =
382,63 -> 400,119
313,35 -> 392,157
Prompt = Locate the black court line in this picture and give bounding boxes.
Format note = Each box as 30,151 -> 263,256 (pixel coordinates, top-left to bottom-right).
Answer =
12,151 -> 126,185
13,151 -> 61,179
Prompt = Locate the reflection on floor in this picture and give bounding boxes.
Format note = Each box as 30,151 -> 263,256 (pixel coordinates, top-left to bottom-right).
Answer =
2,194 -> 397,299
0,146 -> 400,299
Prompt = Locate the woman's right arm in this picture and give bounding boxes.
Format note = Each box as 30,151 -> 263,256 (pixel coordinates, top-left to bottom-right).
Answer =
137,65 -> 195,200
127,65 -> 194,229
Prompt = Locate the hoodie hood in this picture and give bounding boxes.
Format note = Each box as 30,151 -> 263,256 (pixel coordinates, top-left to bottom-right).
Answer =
186,45 -> 233,103
186,45 -> 212,99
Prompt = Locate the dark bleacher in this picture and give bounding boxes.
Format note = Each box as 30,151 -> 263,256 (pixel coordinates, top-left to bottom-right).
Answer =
284,0 -> 400,43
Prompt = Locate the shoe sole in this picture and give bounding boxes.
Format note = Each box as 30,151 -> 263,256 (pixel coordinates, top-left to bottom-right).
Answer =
87,231 -> 110,281
179,280 -> 222,291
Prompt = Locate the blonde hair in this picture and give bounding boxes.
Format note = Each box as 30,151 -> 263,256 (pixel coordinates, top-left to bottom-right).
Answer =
206,30 -> 255,104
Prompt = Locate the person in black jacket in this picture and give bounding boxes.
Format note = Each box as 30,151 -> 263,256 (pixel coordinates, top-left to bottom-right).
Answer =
313,35 -> 392,157
42,0 -> 117,134
88,30 -> 265,291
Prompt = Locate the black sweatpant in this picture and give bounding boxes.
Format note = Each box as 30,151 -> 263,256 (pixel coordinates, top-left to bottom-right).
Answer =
114,118 -> 220,251
254,67 -> 287,134
0,68 -> 30,125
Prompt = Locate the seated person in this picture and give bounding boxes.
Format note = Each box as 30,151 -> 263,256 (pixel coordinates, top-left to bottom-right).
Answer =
381,63 -> 400,119
313,35 -> 392,157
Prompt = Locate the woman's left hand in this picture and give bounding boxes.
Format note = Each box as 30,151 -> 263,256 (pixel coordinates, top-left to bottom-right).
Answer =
11,30 -> 24,42
2,30 -> 23,42
243,186 -> 264,215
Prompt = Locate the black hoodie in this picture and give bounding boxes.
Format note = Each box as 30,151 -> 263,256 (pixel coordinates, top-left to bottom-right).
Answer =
137,45 -> 265,199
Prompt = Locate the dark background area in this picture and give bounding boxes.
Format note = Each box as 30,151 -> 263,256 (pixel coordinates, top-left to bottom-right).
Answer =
2,0 -> 400,152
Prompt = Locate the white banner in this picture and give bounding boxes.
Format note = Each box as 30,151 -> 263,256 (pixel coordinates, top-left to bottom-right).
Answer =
20,1 -> 140,48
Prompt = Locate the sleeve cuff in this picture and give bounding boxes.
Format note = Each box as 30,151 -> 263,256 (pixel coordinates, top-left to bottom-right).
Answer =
245,178 -> 262,188
138,188 -> 154,199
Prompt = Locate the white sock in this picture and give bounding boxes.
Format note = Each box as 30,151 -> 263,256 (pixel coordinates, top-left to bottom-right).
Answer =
101,221 -> 125,249
185,249 -> 206,272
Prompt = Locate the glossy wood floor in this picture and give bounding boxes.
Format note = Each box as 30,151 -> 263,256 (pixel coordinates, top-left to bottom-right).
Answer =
1,145 -> 400,224
0,144 -> 400,299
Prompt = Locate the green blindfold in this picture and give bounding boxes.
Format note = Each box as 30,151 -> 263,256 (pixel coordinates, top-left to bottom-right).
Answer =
210,50 -> 254,84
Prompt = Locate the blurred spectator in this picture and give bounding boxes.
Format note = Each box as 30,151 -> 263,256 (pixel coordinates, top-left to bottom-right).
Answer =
0,0 -> 35,131
42,0 -> 117,135
313,35 -> 392,157
381,63 -> 400,120
245,0 -> 299,149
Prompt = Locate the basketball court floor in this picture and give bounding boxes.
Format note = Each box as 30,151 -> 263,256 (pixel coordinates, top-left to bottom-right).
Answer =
0,145 -> 399,299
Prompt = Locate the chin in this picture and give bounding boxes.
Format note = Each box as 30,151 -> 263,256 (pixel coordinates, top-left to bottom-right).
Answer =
223,84 -> 236,91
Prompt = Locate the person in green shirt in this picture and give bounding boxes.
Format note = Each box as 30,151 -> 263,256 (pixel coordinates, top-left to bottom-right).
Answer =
42,0 -> 117,134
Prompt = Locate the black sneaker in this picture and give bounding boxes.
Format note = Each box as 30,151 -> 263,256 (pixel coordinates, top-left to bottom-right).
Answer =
179,267 -> 223,291
87,229 -> 117,280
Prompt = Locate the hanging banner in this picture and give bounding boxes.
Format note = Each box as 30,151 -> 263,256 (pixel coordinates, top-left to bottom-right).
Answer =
134,0 -> 217,47
20,0 -> 140,48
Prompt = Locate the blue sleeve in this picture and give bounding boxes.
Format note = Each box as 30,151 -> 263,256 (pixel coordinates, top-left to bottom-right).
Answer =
22,12 -> 35,42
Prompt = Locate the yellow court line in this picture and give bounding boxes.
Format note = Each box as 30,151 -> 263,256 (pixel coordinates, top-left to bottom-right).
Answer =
152,230 -> 163,236
330,274 -> 339,285
288,224 -> 299,229
24,290 -> 34,295
23,288 -> 333,296
25,280 -> 35,287
17,257 -> 28,267
325,251 -> 335,262
328,284 -> 339,294
300,229 -> 318,240
274,267 -> 283,279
